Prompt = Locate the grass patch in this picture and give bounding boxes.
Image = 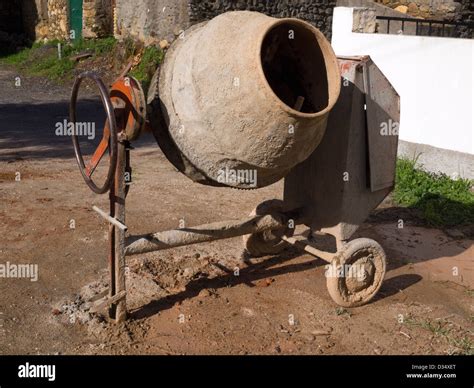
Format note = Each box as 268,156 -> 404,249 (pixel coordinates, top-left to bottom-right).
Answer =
394,158 -> 474,227
130,45 -> 164,92
29,53 -> 75,80
1,47 -> 32,65
0,38 -> 117,81
404,317 -> 450,336
404,316 -> 473,355
335,307 -> 352,317
449,336 -> 474,355
64,37 -> 117,56
1,37 -> 164,90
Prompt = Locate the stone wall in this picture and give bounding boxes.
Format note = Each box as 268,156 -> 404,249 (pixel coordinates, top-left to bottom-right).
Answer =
188,0 -> 337,39
22,0 -> 47,39
337,0 -> 419,34
116,0 -> 191,44
116,0 -> 337,45
33,0 -> 113,41
42,0 -> 69,40
1,0 -> 115,45
340,0 -> 472,37
373,0 -> 461,20
83,0 -> 114,38
455,0 -> 473,38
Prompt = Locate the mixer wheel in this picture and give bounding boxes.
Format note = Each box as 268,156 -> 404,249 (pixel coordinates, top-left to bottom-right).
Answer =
242,199 -> 293,257
326,238 -> 386,307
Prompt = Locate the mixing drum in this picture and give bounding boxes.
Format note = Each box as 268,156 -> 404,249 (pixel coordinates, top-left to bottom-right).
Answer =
148,11 -> 341,188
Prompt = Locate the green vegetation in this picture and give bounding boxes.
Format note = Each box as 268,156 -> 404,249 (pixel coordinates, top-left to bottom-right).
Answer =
394,158 -> 474,227
1,45 -> 32,65
63,37 -> 117,56
404,316 -> 450,336
130,45 -> 164,92
29,51 -> 75,80
1,38 -> 118,81
404,316 -> 473,355
335,307 -> 351,317
0,37 -> 164,89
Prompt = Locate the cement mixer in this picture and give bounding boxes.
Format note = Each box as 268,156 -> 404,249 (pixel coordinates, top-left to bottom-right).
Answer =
70,11 -> 399,322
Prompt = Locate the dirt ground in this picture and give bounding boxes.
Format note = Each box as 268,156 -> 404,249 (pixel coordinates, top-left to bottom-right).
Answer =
0,66 -> 472,355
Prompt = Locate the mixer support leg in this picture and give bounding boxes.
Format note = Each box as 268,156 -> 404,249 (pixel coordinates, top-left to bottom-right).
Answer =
108,140 -> 129,323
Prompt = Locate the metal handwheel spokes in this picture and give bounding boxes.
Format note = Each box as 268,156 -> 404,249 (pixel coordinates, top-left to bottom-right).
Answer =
70,71 -> 118,194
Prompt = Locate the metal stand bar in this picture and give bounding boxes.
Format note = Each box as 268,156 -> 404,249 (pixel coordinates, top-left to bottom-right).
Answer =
281,235 -> 334,263
125,214 -> 286,256
107,175 -> 117,318
103,140 -> 129,323
92,205 -> 127,231
111,141 -> 128,322
90,291 -> 126,314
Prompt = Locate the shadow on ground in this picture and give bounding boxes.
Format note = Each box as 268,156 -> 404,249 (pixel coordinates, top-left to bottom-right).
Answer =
130,244 -> 428,320
0,99 -> 156,161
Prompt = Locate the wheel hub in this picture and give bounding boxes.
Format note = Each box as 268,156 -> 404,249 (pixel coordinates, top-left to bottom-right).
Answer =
345,256 -> 376,293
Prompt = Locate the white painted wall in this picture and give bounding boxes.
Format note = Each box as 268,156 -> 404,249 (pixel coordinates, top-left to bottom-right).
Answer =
331,7 -> 474,155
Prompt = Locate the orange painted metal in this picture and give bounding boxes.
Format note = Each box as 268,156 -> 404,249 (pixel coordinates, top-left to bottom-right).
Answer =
85,76 -> 145,178
109,76 -> 146,141
86,122 -> 110,177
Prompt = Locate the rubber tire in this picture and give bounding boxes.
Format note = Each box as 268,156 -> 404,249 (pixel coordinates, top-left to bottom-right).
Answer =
326,238 -> 386,307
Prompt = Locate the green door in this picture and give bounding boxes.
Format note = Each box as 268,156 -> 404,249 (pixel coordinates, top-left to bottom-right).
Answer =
69,0 -> 83,40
